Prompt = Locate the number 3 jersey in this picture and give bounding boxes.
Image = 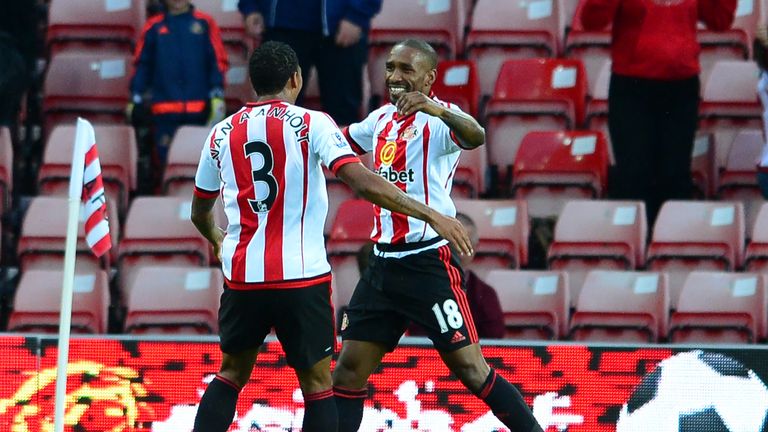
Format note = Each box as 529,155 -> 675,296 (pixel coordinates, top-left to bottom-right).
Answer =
194,100 -> 358,289
343,96 -> 469,252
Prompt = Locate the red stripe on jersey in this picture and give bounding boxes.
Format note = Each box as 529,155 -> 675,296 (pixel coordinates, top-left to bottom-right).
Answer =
263,104 -> 287,281
231,109 -> 257,281
439,245 -> 479,343
300,112 -> 311,274
372,119 -> 396,242
389,115 -> 416,244
418,123 -> 431,241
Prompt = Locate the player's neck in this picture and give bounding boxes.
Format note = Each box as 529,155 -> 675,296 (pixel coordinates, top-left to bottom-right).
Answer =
255,92 -> 294,105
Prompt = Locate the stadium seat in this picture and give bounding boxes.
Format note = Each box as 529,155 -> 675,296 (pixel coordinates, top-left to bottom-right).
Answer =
454,199 -> 529,271
548,200 -> 647,303
570,270 -> 669,343
43,51 -> 133,133
223,54 -> 256,113
0,127 -> 13,214
466,0 -> 565,96
483,269 -> 569,340
691,132 -> 717,199
432,60 -> 481,118
717,129 -> 764,231
512,130 -> 609,217
646,201 -> 745,307
8,269 -> 110,334
38,124 -> 137,215
452,145 -> 487,199
745,202 -> 768,272
583,58 -> 610,129
163,125 -> 210,195
118,197 -> 210,301
563,0 -> 612,92
192,0 -> 249,58
124,265 -> 223,334
18,196 -> 120,271
325,182 -> 357,235
47,0 -> 146,54
669,271 -> 767,344
697,0 -> 761,80
484,58 -> 587,193
367,0 -> 465,101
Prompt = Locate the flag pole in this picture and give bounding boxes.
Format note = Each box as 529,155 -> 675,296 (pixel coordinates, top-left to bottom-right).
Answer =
53,117 -> 88,432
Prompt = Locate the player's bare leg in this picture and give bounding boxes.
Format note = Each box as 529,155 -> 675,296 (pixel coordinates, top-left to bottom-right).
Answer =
193,348 -> 258,432
440,344 -> 544,432
333,340 -> 390,432
294,355 -> 337,432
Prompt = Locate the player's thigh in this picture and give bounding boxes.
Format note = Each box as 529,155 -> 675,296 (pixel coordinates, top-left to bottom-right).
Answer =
218,286 -> 274,359
273,282 -> 336,371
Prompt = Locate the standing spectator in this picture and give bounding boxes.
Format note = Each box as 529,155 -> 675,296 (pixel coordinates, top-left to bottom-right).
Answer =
237,0 -> 381,126
130,0 -> 228,166
754,25 -> 768,197
0,0 -> 37,128
581,0 -> 736,223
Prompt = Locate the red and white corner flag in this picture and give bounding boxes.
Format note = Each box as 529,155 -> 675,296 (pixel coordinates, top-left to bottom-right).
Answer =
78,120 -> 112,257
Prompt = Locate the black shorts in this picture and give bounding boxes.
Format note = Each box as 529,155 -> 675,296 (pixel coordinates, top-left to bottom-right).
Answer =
218,281 -> 335,370
341,244 -> 479,352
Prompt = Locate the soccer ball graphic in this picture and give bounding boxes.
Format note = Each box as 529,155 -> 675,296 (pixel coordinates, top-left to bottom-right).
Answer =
616,350 -> 768,432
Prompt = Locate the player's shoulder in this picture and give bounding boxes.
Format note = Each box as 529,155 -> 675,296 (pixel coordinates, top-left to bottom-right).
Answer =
430,95 -> 462,112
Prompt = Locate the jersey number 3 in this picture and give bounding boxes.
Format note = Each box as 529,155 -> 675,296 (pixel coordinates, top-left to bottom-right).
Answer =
244,140 -> 278,213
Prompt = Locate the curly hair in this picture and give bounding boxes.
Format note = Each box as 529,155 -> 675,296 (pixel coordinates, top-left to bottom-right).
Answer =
248,41 -> 300,95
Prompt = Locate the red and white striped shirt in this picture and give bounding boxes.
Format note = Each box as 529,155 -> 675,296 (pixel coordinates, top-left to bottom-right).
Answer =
343,95 -> 468,254
195,100 -> 358,289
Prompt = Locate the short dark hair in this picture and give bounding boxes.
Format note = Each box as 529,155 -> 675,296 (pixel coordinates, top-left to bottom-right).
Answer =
248,41 -> 299,95
394,39 -> 438,69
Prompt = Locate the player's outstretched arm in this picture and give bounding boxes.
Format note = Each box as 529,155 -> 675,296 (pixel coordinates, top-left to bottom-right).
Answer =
191,195 -> 225,261
337,162 -> 474,255
395,91 -> 485,149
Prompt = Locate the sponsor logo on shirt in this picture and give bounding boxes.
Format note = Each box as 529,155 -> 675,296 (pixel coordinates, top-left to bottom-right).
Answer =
380,140 -> 397,165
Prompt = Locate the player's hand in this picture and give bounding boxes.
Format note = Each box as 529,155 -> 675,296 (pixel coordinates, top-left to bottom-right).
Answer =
207,97 -> 226,126
212,227 -> 225,262
395,91 -> 444,118
244,12 -> 264,37
335,19 -> 362,47
428,213 -> 473,256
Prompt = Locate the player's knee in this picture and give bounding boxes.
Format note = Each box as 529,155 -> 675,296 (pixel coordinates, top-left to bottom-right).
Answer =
332,356 -> 368,389
448,358 -> 490,394
219,357 -> 253,388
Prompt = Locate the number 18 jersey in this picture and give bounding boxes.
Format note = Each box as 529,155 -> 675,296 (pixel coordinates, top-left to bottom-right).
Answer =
194,100 -> 358,289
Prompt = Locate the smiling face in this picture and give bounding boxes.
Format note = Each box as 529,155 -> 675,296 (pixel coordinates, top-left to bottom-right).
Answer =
385,44 -> 437,103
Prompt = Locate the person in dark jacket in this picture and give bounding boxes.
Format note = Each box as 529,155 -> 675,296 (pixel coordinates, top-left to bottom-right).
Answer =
130,0 -> 228,165
581,0 -> 736,224
238,0 -> 381,126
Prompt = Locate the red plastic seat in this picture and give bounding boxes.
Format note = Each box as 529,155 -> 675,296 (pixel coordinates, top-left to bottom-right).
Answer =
570,270 -> 669,343
43,51 -> 133,132
669,271 -> 767,344
691,132 -> 718,199
485,59 -> 587,193
548,200 -> 647,302
124,265 -> 223,334
192,0 -> 249,58
47,0 -> 146,54
8,269 -> 110,334
745,202 -> 768,272
367,0 -> 466,100
483,269 -> 569,340
466,0 -> 564,96
432,60 -> 481,118
717,129 -> 764,231
118,197 -> 210,301
451,145 -> 487,199
647,201 -> 745,307
697,0 -> 761,79
512,130 -> 609,217
18,196 -> 119,271
163,125 -> 210,195
0,127 -> 13,214
38,124 -> 137,215
223,54 -> 256,113
454,199 -> 530,270
563,0 -> 611,91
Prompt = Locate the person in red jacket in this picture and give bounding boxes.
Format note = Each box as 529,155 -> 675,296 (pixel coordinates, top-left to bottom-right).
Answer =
581,0 -> 736,223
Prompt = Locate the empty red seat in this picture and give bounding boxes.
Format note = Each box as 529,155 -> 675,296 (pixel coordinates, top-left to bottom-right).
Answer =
647,201 -> 745,306
18,196 -> 120,271
485,59 -> 587,193
454,199 -> 529,271
563,0 -> 612,91
512,130 -> 609,217
118,197 -> 210,301
432,60 -> 481,118
670,271 -> 767,343
691,132 -> 718,199
483,269 -> 569,340
466,0 -> 564,95
192,0 -> 248,57
124,265 -> 223,334
0,127 -> 13,214
745,202 -> 768,272
718,129 -> 764,231
451,145 -> 487,199
548,200 -> 647,302
47,0 -> 146,54
38,124 -> 137,215
570,270 -> 669,343
43,51 -> 133,132
367,0 -> 465,100
697,0 -> 761,79
163,125 -> 210,195
8,269 -> 110,334
223,54 -> 256,113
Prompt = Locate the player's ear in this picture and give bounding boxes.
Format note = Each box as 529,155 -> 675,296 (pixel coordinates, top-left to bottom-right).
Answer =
289,68 -> 303,93
424,68 -> 437,90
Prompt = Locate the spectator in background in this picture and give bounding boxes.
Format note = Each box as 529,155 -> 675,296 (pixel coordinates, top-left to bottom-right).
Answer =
0,1 -> 37,128
455,213 -> 505,339
130,0 -> 228,166
581,0 -> 736,224
237,0 -> 381,126
754,25 -> 768,198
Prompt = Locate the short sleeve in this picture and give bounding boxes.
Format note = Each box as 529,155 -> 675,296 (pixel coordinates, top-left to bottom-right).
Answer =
311,113 -> 360,175
194,128 -> 221,199
342,108 -> 381,155
431,101 -> 468,155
